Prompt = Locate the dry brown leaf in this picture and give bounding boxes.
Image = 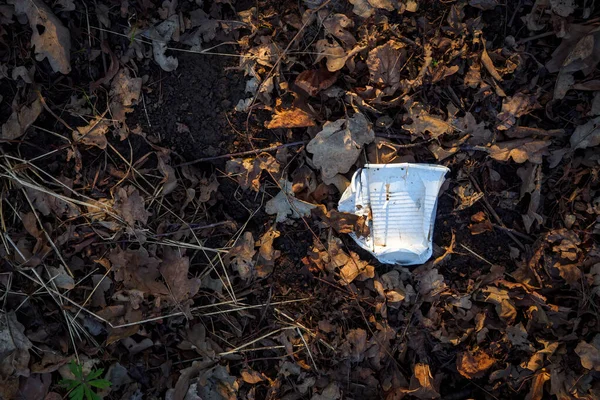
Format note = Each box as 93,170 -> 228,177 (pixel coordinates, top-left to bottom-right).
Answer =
482,286 -> 517,323
488,139 -> 550,164
367,40 -> 406,91
550,0 -> 575,16
349,0 -> 375,18
314,209 -> 370,237
2,96 -> 42,140
456,349 -> 495,379
240,369 -> 264,384
570,116 -> 600,149
225,154 -> 280,191
341,328 -> 367,362
496,92 -> 541,131
322,13 -> 356,47
0,311 -> 33,378
306,113 -> 374,179
265,180 -> 316,223
453,112 -> 493,145
110,69 -> 142,128
315,39 -> 347,72
11,0 -> 71,74
469,211 -> 493,235
525,370 -> 550,400
255,227 -> 281,278
338,252 -> 374,285
109,247 -> 169,296
517,163 -> 543,233
266,108 -> 315,129
575,336 -> 600,371
294,67 -> 339,97
72,116 -> 110,149
402,101 -> 453,139
407,363 -> 440,399
160,247 -> 201,303
114,185 -> 150,227
481,45 -> 502,81
226,232 -> 256,281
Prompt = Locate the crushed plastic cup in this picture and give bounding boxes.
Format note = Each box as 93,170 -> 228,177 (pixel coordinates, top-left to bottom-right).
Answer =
338,163 -> 450,265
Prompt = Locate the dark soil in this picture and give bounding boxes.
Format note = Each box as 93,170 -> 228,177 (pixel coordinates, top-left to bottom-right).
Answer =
129,51 -> 246,162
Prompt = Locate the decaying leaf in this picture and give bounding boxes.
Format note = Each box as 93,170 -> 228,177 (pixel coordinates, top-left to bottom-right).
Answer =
570,116 -> 600,149
160,248 -> 201,303
482,286 -> 517,323
0,311 -> 33,378
109,247 -> 168,296
496,93 -> 541,131
315,39 -> 348,72
72,116 -> 110,149
367,40 -> 406,91
341,328 -> 367,362
406,363 -> 440,399
575,336 -> 600,371
266,107 -> 315,129
114,185 -> 150,227
314,208 -> 370,237
1,95 -> 42,140
149,16 -> 179,71
295,67 -> 339,97
306,113 -> 374,179
110,69 -> 142,123
457,349 -> 495,378
11,0 -> 71,74
526,370 -> 550,400
240,369 -> 264,384
402,101 -> 453,139
225,232 -> 256,281
488,139 -> 550,164
322,13 -> 356,47
255,227 -> 281,278
517,163 -> 543,233
226,154 -> 280,191
265,180 -> 316,223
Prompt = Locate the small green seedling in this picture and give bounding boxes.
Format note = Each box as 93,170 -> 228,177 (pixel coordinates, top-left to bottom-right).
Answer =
60,360 -> 112,400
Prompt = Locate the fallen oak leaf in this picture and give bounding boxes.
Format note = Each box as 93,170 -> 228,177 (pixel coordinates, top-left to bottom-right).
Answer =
255,226 -> 281,278
11,0 -> 71,74
225,154 -> 280,192
240,369 -> 265,384
306,113 -> 374,179
488,139 -> 550,164
367,40 -> 406,91
405,363 -> 440,399
496,92 -> 541,131
315,39 -> 347,72
265,180 -> 316,223
114,185 -> 150,227
321,12 -> 356,47
225,232 -> 256,281
402,101 -> 453,139
159,247 -> 201,304
575,336 -> 600,371
72,115 -> 110,149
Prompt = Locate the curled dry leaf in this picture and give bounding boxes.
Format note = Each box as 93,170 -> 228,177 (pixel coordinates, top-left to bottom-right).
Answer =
225,154 -> 280,191
488,139 -> 550,164
306,113 -> 374,179
341,328 -> 367,362
315,39 -> 347,72
456,349 -> 495,378
517,163 -> 543,233
367,40 -> 406,92
482,286 -> 517,324
266,107 -> 315,129
149,16 -> 179,72
496,92 -> 541,131
294,67 -> 339,97
321,13 -> 356,47
406,363 -> 440,399
1,95 -> 42,140
314,208 -> 370,237
11,0 -> 71,74
240,369 -> 264,384
255,227 -> 281,278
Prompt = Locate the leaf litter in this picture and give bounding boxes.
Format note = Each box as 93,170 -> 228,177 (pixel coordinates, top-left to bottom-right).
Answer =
1,1 -> 600,400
